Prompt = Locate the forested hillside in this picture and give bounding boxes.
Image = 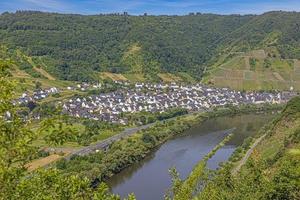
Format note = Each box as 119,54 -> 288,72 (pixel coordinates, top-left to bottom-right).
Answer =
194,97 -> 300,199
203,11 -> 300,91
0,11 -> 300,83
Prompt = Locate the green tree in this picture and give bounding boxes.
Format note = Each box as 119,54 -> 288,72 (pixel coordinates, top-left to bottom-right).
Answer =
0,61 -> 134,199
34,81 -> 42,89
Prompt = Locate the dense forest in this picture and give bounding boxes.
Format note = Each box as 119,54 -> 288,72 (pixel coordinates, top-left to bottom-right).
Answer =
0,11 -> 300,81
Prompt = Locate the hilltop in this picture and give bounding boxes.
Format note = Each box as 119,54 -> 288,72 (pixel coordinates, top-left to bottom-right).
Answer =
0,11 -> 300,90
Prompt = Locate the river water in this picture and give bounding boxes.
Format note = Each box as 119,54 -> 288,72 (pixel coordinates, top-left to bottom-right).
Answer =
107,113 -> 274,200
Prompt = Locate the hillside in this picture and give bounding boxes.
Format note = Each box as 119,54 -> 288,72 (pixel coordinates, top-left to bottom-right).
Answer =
203,48 -> 300,91
0,46 -> 78,97
203,11 -> 300,90
0,11 -> 300,88
196,97 -> 300,199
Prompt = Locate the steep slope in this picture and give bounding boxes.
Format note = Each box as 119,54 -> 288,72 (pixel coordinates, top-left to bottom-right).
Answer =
0,46 -> 76,96
204,11 -> 300,91
0,11 -> 254,81
0,11 -> 300,86
196,97 -> 300,199
203,48 -> 300,91
222,11 -> 300,58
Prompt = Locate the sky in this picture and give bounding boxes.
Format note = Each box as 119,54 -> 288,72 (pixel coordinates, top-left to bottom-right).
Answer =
1,0 -> 300,15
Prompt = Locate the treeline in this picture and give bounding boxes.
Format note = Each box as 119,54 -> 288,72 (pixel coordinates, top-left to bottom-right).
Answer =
55,103 -> 280,183
2,11 -> 300,81
167,133 -> 233,200
56,114 -> 201,181
0,61 -> 135,199
20,101 -> 125,146
180,97 -> 300,200
122,107 -> 188,125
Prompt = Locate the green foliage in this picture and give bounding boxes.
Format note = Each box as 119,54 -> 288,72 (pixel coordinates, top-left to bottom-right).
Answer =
195,97 -> 300,200
168,134 -> 233,200
0,11 -> 254,81
124,108 -> 188,125
77,119 -> 123,145
281,96 -> 300,117
34,81 -> 42,89
264,58 -> 272,68
0,61 -> 131,199
41,117 -> 78,146
57,115 -> 201,181
249,58 -> 257,70
0,61 -> 37,197
1,11 -> 300,82
13,169 -> 122,200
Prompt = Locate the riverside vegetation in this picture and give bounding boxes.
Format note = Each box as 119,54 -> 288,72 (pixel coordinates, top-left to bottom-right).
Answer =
1,58 -> 298,199
1,9 -> 300,200
55,103 -> 283,185
0,61 -> 136,199
167,97 -> 300,200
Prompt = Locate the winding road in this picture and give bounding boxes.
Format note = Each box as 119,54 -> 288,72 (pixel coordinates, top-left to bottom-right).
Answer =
232,134 -> 266,175
65,123 -> 156,159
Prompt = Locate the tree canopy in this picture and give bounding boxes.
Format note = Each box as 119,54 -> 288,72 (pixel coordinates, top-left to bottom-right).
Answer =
1,11 -> 299,81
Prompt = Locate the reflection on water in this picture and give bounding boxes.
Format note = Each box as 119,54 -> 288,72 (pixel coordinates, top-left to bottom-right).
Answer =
106,113 -> 274,200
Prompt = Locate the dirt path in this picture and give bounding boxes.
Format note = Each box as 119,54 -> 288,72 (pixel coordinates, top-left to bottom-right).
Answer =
232,134 -> 266,175
26,154 -> 62,172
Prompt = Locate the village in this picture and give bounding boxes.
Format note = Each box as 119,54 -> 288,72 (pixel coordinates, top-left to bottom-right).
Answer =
14,81 -> 296,124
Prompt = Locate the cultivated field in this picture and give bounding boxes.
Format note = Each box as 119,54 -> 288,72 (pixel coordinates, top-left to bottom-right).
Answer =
204,49 -> 300,91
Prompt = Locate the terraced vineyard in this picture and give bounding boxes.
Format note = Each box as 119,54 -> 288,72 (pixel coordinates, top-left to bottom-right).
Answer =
203,49 -> 300,91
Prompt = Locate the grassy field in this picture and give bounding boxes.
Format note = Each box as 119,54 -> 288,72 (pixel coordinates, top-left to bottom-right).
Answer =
99,72 -> 191,83
123,73 -> 146,82
9,64 -> 78,97
99,72 -> 128,81
158,73 -> 182,82
177,72 -> 197,83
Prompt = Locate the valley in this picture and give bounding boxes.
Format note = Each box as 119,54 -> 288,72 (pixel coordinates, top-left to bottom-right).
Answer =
0,9 -> 300,200
107,113 -> 273,200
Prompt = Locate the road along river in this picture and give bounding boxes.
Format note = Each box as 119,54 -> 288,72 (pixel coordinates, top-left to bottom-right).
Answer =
106,113 -> 274,200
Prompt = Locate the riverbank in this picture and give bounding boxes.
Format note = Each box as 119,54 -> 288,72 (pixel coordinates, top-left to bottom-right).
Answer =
169,133 -> 234,200
55,103 -> 283,184
195,97 -> 300,200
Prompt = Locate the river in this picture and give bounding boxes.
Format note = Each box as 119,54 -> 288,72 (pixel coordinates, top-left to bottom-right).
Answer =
106,113 -> 274,200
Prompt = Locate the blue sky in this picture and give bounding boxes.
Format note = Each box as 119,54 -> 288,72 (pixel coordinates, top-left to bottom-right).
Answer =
1,0 -> 300,15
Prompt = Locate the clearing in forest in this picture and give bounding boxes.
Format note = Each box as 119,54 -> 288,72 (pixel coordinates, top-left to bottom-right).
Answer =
16,50 -> 56,80
123,73 -> 146,82
100,72 -> 128,81
33,66 -> 56,80
158,73 -> 182,82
